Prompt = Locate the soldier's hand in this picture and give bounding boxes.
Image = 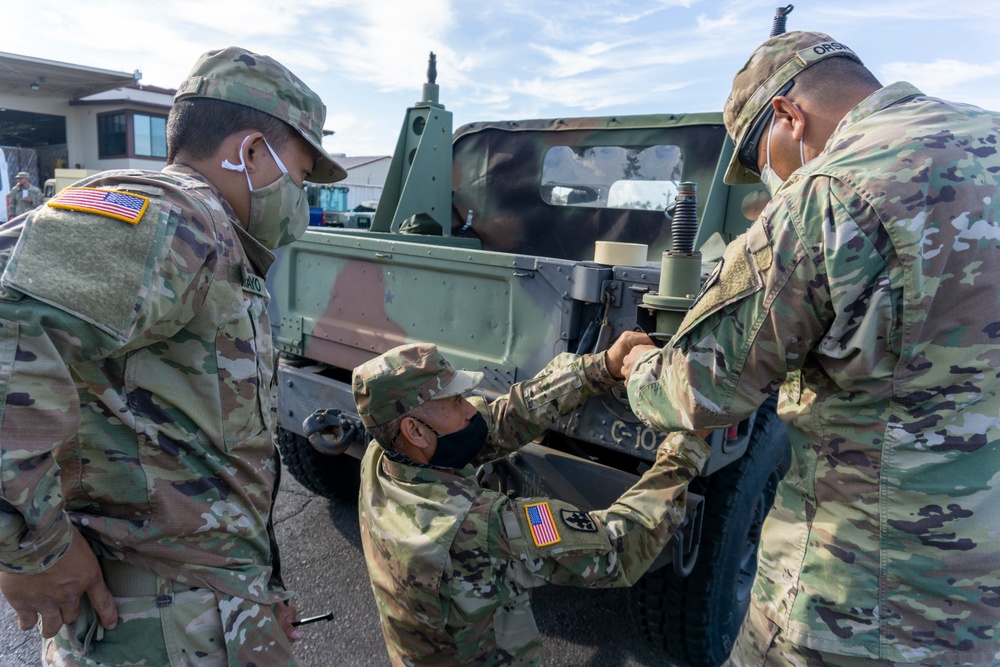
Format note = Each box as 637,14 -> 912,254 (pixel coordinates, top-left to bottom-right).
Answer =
277,600 -> 303,642
0,525 -> 117,639
605,331 -> 655,380
620,341 -> 659,381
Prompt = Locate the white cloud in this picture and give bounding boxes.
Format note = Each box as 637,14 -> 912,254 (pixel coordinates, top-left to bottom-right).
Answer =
878,59 -> 1000,112
816,1 -> 999,22
529,39 -> 639,78
879,59 -> 1000,90
9,0 -> 998,156
508,64 -> 699,113
694,11 -> 741,33
603,0 -> 698,25
308,0 -> 462,92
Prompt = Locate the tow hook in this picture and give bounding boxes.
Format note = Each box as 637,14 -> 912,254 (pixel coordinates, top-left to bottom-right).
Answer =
301,409 -> 365,455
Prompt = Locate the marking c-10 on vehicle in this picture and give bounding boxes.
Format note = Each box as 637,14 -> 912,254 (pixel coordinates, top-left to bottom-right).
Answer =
611,420 -> 661,452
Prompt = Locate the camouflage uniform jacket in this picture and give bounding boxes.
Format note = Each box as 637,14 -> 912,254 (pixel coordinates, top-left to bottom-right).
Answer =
360,352 -> 711,666
7,183 -> 44,219
627,83 -> 1000,664
0,165 -> 288,607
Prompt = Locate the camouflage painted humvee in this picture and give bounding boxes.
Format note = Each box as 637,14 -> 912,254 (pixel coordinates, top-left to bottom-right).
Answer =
268,58 -> 788,667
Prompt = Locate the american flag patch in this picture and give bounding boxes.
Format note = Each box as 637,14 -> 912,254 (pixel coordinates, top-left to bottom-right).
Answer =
525,502 -> 561,547
48,187 -> 149,225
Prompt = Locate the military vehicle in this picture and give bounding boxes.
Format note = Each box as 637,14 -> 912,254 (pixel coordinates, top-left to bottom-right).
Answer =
268,37 -> 790,667
304,182 -> 351,228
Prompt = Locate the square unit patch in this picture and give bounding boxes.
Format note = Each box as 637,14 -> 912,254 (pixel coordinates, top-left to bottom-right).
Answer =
48,187 -> 149,224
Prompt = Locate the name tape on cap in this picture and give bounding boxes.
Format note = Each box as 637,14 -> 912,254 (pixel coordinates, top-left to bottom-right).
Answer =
795,42 -> 859,67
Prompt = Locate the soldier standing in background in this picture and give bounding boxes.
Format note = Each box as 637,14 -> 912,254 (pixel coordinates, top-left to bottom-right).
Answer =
353,337 -> 711,666
0,47 -> 346,666
7,171 -> 43,219
623,31 -> 1000,666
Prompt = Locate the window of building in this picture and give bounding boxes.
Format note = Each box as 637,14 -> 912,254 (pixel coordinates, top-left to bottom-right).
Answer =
133,114 -> 167,158
97,111 -> 168,159
98,112 -> 127,158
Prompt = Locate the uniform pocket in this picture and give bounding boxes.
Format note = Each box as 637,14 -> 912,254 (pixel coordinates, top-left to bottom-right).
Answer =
493,590 -> 540,656
56,595 -> 103,658
521,371 -> 583,412
216,298 -> 267,450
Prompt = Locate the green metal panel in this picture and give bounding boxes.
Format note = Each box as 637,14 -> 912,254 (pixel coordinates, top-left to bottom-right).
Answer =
371,105 -> 454,235
272,230 -> 591,394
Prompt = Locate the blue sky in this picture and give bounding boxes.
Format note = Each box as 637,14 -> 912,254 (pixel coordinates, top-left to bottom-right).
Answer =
13,0 -> 1000,156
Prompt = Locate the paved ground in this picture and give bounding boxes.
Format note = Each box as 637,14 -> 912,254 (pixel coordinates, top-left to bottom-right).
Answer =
0,471 -> 673,666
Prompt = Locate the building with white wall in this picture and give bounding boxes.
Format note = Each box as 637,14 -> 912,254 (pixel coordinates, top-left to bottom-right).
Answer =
333,155 -> 390,210
2,51 -> 389,213
0,51 -> 172,185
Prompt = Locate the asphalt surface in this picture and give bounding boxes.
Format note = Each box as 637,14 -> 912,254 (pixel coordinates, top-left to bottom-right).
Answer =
0,471 -> 675,666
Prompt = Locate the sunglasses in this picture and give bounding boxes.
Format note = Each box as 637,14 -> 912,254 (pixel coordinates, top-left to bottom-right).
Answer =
737,80 -> 795,178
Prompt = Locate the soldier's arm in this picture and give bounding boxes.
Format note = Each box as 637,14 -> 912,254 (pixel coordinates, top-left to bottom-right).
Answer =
0,296 -> 126,637
625,180 -> 863,430
498,431 -> 711,588
472,331 -> 652,462
471,351 -> 617,462
0,272 -> 202,573
0,192 -> 213,635
0,298 -> 121,573
0,195 -> 206,573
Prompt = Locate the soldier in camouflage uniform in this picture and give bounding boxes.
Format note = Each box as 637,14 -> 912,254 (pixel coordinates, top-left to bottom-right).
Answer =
353,337 -> 711,666
623,31 -> 1000,666
0,47 -> 346,666
7,171 -> 43,219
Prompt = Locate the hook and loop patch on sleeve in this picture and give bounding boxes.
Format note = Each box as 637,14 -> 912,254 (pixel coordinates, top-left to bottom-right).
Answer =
524,502 -> 561,547
3,184 -> 164,341
48,187 -> 150,225
673,226 -> 768,344
559,510 -> 597,532
507,499 -> 611,558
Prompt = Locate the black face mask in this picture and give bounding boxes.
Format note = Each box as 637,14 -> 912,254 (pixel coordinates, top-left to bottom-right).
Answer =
416,413 -> 489,470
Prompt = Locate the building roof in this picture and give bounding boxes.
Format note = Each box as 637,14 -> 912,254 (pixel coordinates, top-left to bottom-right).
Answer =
0,51 -> 138,100
334,155 -> 390,170
70,83 -> 176,112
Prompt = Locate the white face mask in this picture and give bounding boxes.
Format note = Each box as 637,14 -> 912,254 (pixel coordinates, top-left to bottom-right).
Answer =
760,110 -> 807,197
221,134 -> 310,249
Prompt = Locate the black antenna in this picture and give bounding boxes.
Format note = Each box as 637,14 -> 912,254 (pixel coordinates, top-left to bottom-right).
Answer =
427,52 -> 437,85
771,5 -> 794,37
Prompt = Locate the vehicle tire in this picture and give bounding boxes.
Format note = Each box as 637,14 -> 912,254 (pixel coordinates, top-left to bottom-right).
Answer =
628,395 -> 791,667
275,425 -> 361,503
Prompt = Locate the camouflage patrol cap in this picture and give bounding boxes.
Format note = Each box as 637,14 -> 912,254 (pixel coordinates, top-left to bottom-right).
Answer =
15,171 -> 29,180
174,46 -> 347,183
353,343 -> 484,428
723,31 -> 862,185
